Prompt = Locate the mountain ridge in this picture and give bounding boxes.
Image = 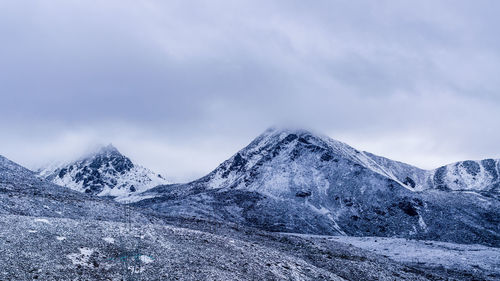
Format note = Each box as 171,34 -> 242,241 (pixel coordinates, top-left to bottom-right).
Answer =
134,128 -> 500,246
37,144 -> 169,201
1,131 -> 499,279
2,153 -> 458,280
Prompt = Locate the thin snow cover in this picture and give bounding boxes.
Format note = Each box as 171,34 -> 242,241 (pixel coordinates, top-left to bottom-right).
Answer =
67,247 -> 95,267
34,218 -> 50,224
281,233 -> 500,276
328,236 -> 500,274
114,193 -> 156,204
56,236 -> 66,241
102,237 -> 114,244
0,155 -> 36,180
254,170 -> 290,199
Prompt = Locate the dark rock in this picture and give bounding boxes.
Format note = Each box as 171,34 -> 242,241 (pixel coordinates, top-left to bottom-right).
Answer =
403,177 -> 416,188
58,168 -> 68,179
460,161 -> 481,176
398,201 -> 418,217
295,191 -> 311,197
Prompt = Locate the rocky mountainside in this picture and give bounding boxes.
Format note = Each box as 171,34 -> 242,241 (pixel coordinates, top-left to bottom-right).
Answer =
2,213 -> 457,281
0,154 -> 158,223
428,158 -> 500,196
366,152 -> 500,196
38,144 -> 168,201
134,128 -> 500,247
3,154 -> 462,280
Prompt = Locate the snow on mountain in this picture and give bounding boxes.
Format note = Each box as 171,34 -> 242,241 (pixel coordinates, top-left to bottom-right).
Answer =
135,128 -> 500,246
176,127 -> 498,196
1,140 -> 498,279
38,144 -> 168,201
2,155 -> 455,280
0,153 -> 164,224
198,128 -> 428,192
429,159 -> 500,194
362,152 -> 430,190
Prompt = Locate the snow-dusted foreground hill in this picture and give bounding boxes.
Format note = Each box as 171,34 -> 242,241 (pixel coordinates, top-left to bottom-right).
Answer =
0,153 -> 445,280
2,213 -> 494,281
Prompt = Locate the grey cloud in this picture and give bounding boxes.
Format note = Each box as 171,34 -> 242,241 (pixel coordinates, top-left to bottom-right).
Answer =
0,0 -> 499,181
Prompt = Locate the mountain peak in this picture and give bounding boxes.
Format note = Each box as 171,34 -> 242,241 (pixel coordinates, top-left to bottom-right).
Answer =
241,127 -> 350,163
138,129 -> 500,248
94,143 -> 121,157
198,127 -> 429,193
38,144 -> 169,199
247,127 -> 323,153
260,127 -> 316,139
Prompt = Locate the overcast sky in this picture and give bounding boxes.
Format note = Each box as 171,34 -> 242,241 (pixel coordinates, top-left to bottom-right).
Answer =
1,0 -> 499,182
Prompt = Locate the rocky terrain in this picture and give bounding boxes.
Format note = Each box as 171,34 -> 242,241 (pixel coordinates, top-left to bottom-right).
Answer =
1,128 -> 499,280
0,154 -> 457,280
134,128 -> 500,247
1,213 -> 452,281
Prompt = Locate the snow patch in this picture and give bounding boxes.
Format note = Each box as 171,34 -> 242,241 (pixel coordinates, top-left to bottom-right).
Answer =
418,215 -> 427,232
139,255 -> 154,264
67,247 -> 94,267
103,237 -> 114,244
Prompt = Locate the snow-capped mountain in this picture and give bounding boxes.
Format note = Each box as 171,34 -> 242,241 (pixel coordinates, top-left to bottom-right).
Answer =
3,154 -> 456,280
135,128 -> 500,246
1,144 -> 498,280
366,153 -> 500,195
429,159 -> 500,195
38,144 -> 168,200
0,153 -> 160,223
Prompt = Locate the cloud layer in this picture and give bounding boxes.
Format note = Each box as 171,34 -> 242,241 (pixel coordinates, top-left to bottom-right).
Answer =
1,0 -> 499,181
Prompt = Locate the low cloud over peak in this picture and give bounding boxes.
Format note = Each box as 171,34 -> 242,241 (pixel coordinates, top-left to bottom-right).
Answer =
1,0 -> 499,181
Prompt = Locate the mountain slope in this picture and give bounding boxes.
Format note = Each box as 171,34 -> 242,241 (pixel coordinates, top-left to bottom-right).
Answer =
134,128 -> 500,246
38,144 -> 168,201
2,155 -> 453,280
0,154 -> 160,223
429,159 -> 500,195
1,213 -> 452,281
